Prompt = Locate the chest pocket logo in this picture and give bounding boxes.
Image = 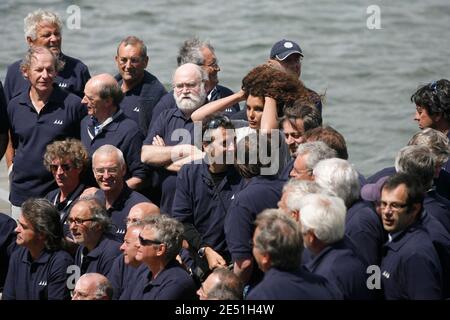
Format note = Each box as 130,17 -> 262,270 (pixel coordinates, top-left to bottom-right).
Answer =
38,280 -> 48,286
116,228 -> 126,235
59,83 -> 68,88
54,119 -> 64,125
133,106 -> 140,112
382,271 -> 390,279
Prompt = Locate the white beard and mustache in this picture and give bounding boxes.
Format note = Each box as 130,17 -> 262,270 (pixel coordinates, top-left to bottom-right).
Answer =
174,85 -> 207,113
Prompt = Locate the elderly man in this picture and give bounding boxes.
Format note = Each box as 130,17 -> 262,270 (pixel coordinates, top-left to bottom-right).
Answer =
44,138 -> 89,236
4,9 -> 90,102
141,63 -> 207,214
3,199 -> 73,300
130,215 -> 197,300
72,273 -> 113,300
80,73 -> 147,190
115,36 -> 166,136
7,46 -> 86,218
380,173 -> 443,299
298,193 -> 374,300
150,38 -> 239,128
91,145 -> 156,240
126,202 -> 160,227
246,209 -> 341,300
69,197 -> 121,277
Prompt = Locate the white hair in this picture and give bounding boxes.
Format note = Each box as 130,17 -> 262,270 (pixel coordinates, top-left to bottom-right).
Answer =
284,179 -> 324,213
24,9 -> 62,41
92,144 -> 126,168
299,193 -> 347,245
295,141 -> 337,170
313,158 -> 360,207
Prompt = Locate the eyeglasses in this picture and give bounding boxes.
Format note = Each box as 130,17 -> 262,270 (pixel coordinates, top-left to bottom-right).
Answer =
284,132 -> 303,140
205,116 -> 231,130
49,163 -> 73,172
138,235 -> 163,246
67,217 -> 94,226
93,167 -> 120,175
379,201 -> 408,212
205,61 -> 220,71
173,81 -> 200,91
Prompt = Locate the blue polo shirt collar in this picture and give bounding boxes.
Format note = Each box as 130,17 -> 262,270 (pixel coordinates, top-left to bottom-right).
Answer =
144,259 -> 180,288
17,83 -> 65,108
173,108 -> 192,122
304,240 -> 346,272
82,235 -> 110,259
106,184 -> 132,212
22,249 -> 52,265
384,217 -> 423,252
200,160 -> 239,192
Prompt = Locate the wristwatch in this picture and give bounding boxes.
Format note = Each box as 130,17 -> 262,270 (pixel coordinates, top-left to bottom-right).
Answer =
198,247 -> 206,258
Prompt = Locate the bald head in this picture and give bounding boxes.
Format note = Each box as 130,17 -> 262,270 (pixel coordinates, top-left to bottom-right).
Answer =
127,202 -> 160,227
72,273 -> 113,300
172,63 -> 205,83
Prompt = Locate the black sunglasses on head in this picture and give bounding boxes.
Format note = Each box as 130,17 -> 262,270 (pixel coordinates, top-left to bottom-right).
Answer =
206,116 -> 231,130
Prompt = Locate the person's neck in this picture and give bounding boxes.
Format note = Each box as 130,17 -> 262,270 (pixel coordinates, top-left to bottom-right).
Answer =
209,163 -> 227,174
104,183 -> 124,209
121,74 -> 144,92
96,106 -> 118,125
28,242 -> 46,261
84,233 -> 103,252
147,259 -> 166,280
59,181 -> 80,202
30,87 -> 52,113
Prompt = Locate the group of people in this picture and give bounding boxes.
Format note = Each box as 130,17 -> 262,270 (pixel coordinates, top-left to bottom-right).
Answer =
1,8 -> 450,300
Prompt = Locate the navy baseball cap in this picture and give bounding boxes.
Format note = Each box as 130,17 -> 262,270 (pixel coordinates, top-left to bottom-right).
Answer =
270,39 -> 303,61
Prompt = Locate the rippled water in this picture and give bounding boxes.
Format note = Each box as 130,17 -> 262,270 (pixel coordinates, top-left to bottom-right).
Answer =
1,0 -> 450,176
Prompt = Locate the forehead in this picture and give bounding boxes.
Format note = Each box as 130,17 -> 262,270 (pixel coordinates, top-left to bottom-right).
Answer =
93,152 -> 119,166
283,118 -> 304,132
141,225 -> 157,237
125,226 -> 141,239
246,95 -> 264,107
201,47 -> 216,62
118,43 -> 142,56
69,202 -> 91,217
30,52 -> 55,66
381,184 -> 408,201
18,214 -> 32,228
36,22 -> 60,33
294,153 -> 308,167
174,67 -> 200,83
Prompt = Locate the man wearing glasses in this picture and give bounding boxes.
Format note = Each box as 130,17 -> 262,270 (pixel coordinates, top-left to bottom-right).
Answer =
92,145 -> 157,241
379,173 -> 443,299
80,73 -> 146,190
69,197 -> 121,277
129,215 -> 197,300
114,36 -> 167,136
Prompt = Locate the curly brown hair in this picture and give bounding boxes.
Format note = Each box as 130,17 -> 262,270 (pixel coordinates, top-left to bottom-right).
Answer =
44,138 -> 89,172
241,64 -> 305,114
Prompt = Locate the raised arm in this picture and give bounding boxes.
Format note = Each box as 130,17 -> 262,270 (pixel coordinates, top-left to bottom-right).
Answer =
190,89 -> 246,121
260,96 -> 279,133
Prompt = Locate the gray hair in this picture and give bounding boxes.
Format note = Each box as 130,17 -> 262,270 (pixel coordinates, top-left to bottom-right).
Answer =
395,145 -> 436,190
21,198 -> 63,251
142,215 -> 184,263
79,273 -> 113,300
313,158 -> 360,207
299,193 -> 347,245
284,180 -> 325,213
117,35 -> 147,58
71,196 -> 112,233
206,268 -> 243,300
92,144 -> 126,169
254,209 -> 302,271
97,79 -> 124,106
295,141 -> 337,171
24,9 -> 62,41
20,46 -> 64,74
177,37 -> 215,66
407,128 -> 450,166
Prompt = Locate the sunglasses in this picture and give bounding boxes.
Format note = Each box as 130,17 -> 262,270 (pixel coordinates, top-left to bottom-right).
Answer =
206,116 -> 231,130
49,163 -> 73,172
138,235 -> 163,246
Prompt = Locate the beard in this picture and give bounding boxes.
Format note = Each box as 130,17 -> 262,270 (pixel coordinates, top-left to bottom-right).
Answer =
174,85 -> 207,113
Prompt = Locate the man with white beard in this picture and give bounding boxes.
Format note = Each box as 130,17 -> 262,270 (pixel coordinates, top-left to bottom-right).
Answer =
141,63 -> 207,214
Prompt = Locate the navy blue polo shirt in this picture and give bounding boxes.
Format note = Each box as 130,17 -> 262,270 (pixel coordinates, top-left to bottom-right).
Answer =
45,183 -> 86,238
224,175 -> 283,262
172,161 -> 244,254
381,222 -> 443,300
80,110 -> 146,183
303,240 -> 374,300
345,199 -> 385,266
150,84 -> 240,130
108,255 -> 145,300
94,185 -> 151,241
129,260 -> 197,300
2,246 -> 73,300
424,190 -> 450,234
116,70 -> 167,136
246,267 -> 342,300
4,53 -> 90,102
7,85 -> 86,206
0,81 -> 8,134
0,213 -> 17,290
74,235 -> 121,277
420,210 -> 450,298
280,158 -> 294,181
144,107 -> 201,215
